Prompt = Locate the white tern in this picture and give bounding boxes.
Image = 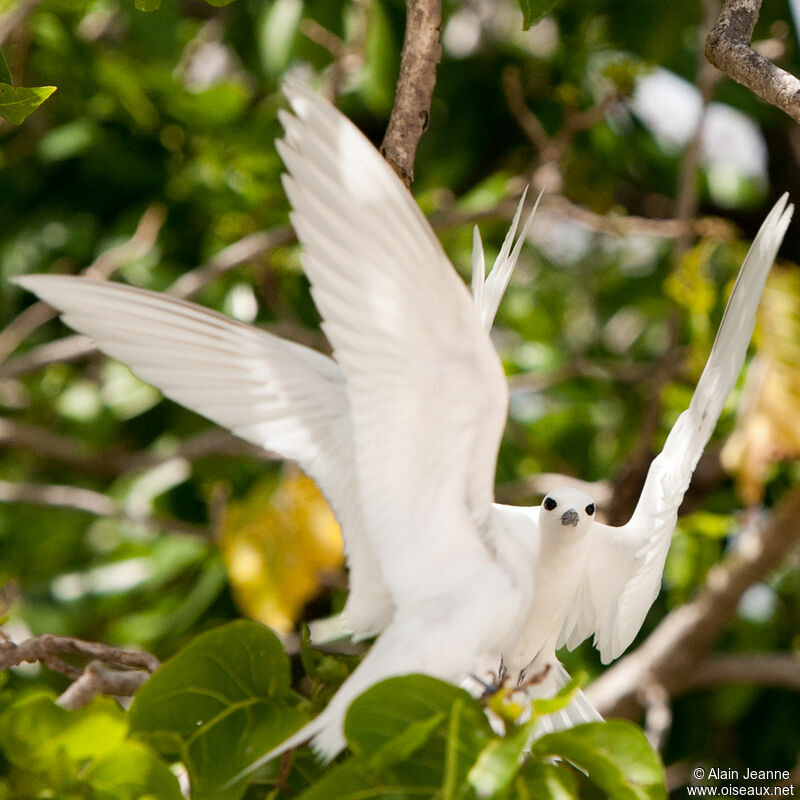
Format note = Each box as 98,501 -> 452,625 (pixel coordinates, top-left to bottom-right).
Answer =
14,80 -> 793,773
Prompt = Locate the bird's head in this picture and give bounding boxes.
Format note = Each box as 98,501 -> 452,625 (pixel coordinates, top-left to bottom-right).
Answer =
539,487 -> 595,537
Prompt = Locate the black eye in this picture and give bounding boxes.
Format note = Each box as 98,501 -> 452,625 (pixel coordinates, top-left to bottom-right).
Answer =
585,504 -> 595,515
543,497 -> 557,511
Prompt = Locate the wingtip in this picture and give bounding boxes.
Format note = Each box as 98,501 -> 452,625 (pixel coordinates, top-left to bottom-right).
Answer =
10,273 -> 41,291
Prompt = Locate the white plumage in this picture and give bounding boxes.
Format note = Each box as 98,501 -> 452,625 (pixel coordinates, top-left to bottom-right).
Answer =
13,80 -> 792,776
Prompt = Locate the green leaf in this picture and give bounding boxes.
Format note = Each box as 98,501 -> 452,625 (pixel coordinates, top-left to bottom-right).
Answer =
204,0 -> 237,6
344,674 -> 492,758
468,719 -> 533,797
467,674 -> 582,798
0,693 -> 126,770
85,741 -> 184,800
129,621 -> 307,800
0,48 -> 11,85
0,83 -> 56,125
518,0 -> 561,29
297,714 -> 447,800
299,624 -> 359,700
134,0 -> 160,10
519,762 -> 579,800
258,0 -> 303,77
341,675 -> 493,797
296,759 -> 398,800
533,721 -> 667,800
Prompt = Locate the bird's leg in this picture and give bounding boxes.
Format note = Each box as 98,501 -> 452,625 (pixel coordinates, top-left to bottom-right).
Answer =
469,656 -> 510,698
516,662 -> 551,689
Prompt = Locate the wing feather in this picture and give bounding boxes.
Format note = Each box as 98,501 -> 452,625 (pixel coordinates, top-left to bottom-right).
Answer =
559,194 -> 793,662
280,79 -> 511,604
12,274 -> 393,636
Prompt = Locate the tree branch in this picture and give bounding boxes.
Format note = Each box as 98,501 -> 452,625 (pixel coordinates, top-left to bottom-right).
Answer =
0,631 -> 158,708
380,0 -> 442,186
0,419 -> 277,474
0,0 -> 39,47
166,225 -> 294,299
0,479 -> 206,537
0,204 -> 166,364
683,653 -> 800,693
706,0 -> 800,124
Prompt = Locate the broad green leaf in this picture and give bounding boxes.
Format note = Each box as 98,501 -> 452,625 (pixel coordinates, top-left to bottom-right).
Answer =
519,762 -> 579,800
85,741 -> 183,800
297,758 -> 412,800
205,0 -> 237,6
344,675 -> 493,796
368,712 -> 447,772
134,0 -> 160,10
344,674 -> 491,758
0,48 -> 11,85
0,693 -> 126,770
468,675 -> 581,798
0,83 -> 56,125
129,621 -> 307,800
297,715 -> 447,800
468,719 -> 533,797
533,721 -> 667,800
518,0 -> 561,29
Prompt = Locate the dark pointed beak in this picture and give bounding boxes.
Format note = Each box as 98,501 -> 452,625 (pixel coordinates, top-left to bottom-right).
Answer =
560,509 -> 579,527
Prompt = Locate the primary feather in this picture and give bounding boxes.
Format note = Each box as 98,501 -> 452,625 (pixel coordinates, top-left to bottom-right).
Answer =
557,193 -> 794,663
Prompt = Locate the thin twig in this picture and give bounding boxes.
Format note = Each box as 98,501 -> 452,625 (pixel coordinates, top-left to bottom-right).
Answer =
0,632 -> 158,709
502,66 -> 552,155
2,224 -> 296,379
638,682 -> 672,752
0,479 -> 206,537
166,225 -> 294,299
380,0 -> 442,186
0,0 -> 39,47
0,419 -> 277,474
57,661 -> 151,709
0,204 -> 166,364
0,632 -> 159,672
495,473 -> 612,508
683,653 -> 800,692
706,0 -> 800,124
0,334 -> 95,378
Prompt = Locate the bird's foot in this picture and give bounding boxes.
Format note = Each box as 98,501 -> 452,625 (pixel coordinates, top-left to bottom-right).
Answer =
516,662 -> 551,689
469,657 -> 511,698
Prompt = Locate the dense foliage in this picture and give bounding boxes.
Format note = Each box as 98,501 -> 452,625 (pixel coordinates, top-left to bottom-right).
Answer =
1,0 -> 799,797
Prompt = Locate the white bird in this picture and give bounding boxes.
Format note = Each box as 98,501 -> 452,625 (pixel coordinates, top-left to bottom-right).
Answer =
13,80 -> 793,774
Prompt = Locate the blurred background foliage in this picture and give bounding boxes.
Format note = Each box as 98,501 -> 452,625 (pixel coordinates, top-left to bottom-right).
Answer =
0,0 -> 799,796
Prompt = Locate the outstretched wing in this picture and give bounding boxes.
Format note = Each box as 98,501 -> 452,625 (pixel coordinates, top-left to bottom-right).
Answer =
279,79 -> 511,605
559,193 -> 793,663
12,275 -> 393,636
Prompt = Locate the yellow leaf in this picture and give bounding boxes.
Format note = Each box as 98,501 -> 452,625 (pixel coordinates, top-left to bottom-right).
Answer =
220,470 -> 344,632
722,267 -> 800,504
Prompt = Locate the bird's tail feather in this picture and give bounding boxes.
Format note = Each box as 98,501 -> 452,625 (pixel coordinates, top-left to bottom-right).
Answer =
534,663 -> 603,736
